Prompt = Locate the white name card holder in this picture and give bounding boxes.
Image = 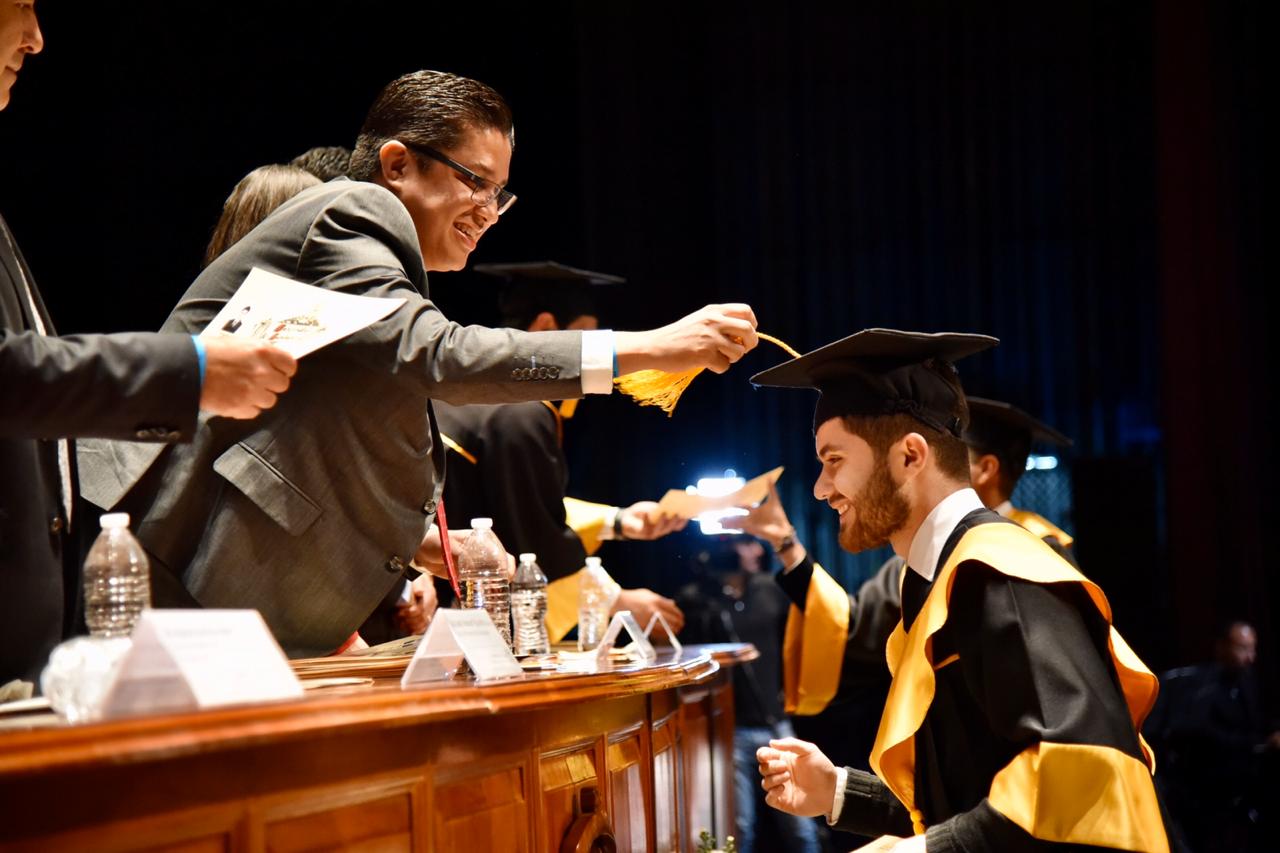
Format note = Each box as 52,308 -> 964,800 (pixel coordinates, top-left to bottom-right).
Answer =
643,611 -> 683,659
401,608 -> 523,686
99,610 -> 303,719
600,610 -> 657,664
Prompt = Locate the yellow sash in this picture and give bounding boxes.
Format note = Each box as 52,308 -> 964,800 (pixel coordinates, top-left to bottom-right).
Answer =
869,522 -> 1166,850
781,562 -> 850,715
1006,507 -> 1074,548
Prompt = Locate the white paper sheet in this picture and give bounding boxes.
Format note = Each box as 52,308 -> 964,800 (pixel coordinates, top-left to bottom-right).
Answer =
200,267 -> 405,358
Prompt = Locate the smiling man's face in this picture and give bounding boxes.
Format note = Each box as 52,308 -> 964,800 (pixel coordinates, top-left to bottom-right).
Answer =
385,125 -> 512,272
0,1 -> 43,111
812,417 -> 910,554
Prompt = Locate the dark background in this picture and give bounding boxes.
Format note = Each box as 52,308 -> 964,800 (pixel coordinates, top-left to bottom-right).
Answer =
1,1 -> 1271,694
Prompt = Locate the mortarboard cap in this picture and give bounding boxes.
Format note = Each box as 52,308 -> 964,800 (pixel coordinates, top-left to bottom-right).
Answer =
476,261 -> 624,330
962,397 -> 1073,454
474,260 -> 625,287
750,328 -> 998,436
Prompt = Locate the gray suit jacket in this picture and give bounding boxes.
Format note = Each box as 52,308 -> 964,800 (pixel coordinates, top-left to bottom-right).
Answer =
79,179 -> 585,657
1,213 -> 198,683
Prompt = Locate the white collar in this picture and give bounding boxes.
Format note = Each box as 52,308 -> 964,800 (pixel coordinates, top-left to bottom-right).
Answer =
994,499 -> 1014,518
905,488 -> 985,582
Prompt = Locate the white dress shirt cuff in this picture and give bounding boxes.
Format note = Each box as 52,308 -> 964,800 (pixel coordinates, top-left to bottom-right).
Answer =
827,766 -> 849,826
580,330 -> 616,394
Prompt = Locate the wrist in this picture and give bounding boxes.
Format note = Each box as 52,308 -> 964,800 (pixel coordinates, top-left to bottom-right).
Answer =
770,528 -> 797,552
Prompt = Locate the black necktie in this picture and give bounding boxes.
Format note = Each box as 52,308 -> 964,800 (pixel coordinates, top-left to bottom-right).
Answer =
901,566 -> 932,632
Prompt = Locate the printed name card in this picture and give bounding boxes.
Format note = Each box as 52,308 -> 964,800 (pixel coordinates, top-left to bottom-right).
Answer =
597,610 -> 656,664
644,612 -> 683,659
401,609 -> 523,686
100,610 -> 303,719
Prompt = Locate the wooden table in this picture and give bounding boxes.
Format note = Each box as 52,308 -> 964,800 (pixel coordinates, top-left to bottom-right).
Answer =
0,643 -> 757,852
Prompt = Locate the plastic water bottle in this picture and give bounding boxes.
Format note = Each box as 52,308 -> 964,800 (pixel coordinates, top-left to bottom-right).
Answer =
458,518 -> 512,648
577,556 -> 612,651
511,553 -> 550,656
83,512 -> 151,638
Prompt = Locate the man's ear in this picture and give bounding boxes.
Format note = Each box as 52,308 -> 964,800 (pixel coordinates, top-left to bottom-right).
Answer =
377,140 -> 414,188
971,453 -> 1000,488
527,311 -> 560,332
894,433 -> 930,484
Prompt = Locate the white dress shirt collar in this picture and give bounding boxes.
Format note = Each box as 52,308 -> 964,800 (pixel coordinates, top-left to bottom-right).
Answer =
905,488 -> 985,582
994,499 -> 1014,518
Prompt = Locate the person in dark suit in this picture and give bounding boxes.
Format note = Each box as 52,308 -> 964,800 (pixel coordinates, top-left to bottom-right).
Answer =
79,70 -> 757,658
1,2 -> 297,685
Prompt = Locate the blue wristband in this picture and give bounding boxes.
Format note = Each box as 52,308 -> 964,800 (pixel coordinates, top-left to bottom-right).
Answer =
612,346 -> 619,379
191,335 -> 207,386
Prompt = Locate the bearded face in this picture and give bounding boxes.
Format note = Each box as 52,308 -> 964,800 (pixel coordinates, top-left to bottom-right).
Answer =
814,418 -> 912,554
836,454 -> 911,553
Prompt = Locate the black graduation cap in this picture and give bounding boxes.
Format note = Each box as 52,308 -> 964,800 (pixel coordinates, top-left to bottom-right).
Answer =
750,329 -> 999,436
475,261 -> 624,329
962,397 -> 1073,454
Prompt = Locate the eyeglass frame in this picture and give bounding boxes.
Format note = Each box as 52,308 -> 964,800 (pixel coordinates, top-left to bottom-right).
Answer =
403,141 -> 517,214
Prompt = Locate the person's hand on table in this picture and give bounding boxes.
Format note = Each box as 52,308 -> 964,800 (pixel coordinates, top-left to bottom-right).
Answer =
619,501 -> 687,540
394,574 -> 439,635
413,526 -> 471,579
612,587 -> 684,638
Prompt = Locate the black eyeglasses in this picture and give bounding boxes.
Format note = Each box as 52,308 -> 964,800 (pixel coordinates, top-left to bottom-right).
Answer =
406,142 -> 516,215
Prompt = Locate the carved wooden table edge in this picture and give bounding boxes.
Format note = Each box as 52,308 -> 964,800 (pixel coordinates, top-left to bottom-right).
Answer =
0,644 -> 751,780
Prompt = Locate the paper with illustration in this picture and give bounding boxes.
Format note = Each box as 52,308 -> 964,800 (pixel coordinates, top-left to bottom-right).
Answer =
201,267 -> 405,358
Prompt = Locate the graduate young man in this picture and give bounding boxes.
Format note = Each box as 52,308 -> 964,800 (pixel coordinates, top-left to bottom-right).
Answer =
752,329 -> 1168,852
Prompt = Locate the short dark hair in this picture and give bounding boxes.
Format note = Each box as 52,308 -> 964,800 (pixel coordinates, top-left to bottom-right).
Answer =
290,146 -> 352,181
204,165 -> 320,266
836,359 -> 972,482
979,441 -> 1029,498
349,70 -> 514,182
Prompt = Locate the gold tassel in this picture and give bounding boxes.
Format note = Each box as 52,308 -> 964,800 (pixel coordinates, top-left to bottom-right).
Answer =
614,332 -> 802,416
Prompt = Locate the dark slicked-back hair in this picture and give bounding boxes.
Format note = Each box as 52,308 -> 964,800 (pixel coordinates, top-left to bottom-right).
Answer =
348,70 -> 514,182
290,146 -> 352,181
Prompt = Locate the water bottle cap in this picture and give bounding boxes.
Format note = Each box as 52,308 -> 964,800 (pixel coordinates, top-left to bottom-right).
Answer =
100,512 -> 131,529
519,553 -> 537,563
585,556 -> 602,568
470,517 -> 493,530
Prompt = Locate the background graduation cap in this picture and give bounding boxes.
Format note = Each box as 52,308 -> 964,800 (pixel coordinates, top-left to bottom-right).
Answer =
962,396 -> 1073,479
474,260 -> 624,331
750,328 -> 999,435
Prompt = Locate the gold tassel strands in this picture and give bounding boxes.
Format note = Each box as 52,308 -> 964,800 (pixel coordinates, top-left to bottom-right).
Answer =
614,332 -> 802,416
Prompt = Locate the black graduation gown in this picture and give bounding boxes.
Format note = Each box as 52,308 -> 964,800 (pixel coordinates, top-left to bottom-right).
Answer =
431,399 -> 586,582
784,510 -> 1168,851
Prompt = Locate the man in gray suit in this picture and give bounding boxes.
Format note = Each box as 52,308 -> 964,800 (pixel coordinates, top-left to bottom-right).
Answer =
80,69 -> 758,657
2,2 -> 297,684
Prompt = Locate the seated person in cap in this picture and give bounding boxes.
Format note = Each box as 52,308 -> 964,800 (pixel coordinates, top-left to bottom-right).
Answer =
78,71 -> 755,658
735,394 -> 1079,724
750,329 -> 1168,851
962,396 -> 1076,566
428,261 -> 686,642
